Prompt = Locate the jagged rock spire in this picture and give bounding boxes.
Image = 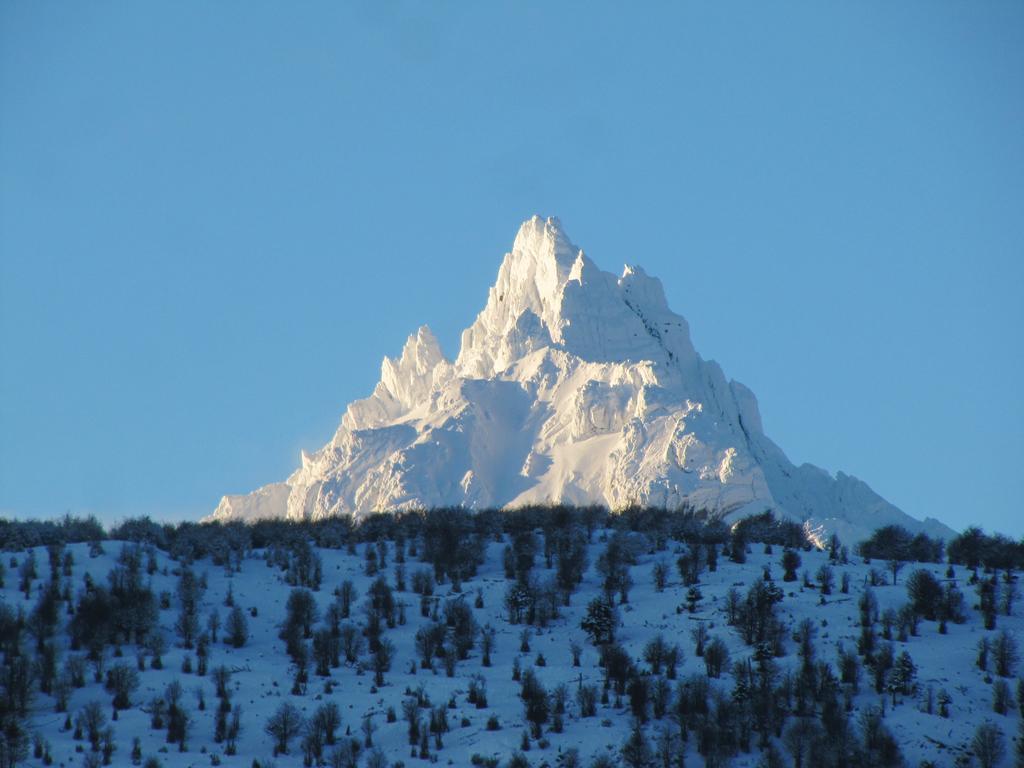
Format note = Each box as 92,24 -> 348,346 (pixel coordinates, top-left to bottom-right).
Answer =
210,216 -> 954,544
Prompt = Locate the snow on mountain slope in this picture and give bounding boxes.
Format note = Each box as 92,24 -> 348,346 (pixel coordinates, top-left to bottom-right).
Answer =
211,216 -> 954,543
24,535 -> 1019,768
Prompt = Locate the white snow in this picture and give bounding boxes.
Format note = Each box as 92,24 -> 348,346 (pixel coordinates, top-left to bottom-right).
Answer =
209,216 -> 954,544
23,536 -> 1021,767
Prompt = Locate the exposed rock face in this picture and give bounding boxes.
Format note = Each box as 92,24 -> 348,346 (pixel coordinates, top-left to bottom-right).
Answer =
210,216 -> 953,543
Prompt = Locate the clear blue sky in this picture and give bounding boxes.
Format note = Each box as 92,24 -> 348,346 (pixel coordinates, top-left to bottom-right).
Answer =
1,2 -> 1021,536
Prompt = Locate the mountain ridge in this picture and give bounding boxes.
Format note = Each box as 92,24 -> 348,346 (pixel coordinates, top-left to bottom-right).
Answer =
210,216 -> 954,544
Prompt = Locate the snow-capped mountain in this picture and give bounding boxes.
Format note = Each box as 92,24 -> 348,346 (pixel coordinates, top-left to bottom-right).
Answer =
211,216 -> 953,544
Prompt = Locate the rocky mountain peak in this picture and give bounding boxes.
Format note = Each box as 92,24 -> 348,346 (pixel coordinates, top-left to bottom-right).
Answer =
210,216 -> 954,544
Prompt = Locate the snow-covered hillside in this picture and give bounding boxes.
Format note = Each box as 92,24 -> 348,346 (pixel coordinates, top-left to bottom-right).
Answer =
211,215 -> 952,545
17,525 -> 1022,768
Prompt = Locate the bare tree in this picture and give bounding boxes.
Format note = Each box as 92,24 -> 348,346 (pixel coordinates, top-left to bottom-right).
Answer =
784,718 -> 822,768
972,722 -> 1005,768
76,701 -> 107,752
104,664 -> 139,710
992,630 -> 1018,678
313,702 -> 341,746
225,606 -> 248,648
266,702 -> 305,755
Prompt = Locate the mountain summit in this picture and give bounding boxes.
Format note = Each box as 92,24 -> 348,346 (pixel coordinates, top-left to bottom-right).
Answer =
211,216 -> 953,544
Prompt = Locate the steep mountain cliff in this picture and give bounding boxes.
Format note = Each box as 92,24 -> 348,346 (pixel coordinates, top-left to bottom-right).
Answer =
210,216 -> 953,543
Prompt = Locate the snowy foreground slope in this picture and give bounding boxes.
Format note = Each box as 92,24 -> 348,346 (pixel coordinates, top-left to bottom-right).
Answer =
211,215 -> 952,545
22,533 -> 1021,768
